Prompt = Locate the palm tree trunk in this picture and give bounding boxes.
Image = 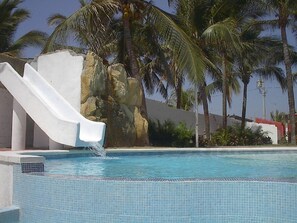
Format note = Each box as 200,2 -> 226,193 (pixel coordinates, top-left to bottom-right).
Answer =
176,76 -> 182,109
222,52 -> 227,129
280,19 -> 296,144
195,83 -> 199,147
122,9 -> 148,119
123,16 -> 138,79
200,82 -> 210,142
122,7 -> 149,145
241,80 -> 248,129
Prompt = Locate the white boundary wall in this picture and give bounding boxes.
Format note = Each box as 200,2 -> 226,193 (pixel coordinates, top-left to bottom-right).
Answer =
246,122 -> 278,144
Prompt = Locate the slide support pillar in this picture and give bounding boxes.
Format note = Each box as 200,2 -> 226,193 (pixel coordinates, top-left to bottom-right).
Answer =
11,99 -> 26,150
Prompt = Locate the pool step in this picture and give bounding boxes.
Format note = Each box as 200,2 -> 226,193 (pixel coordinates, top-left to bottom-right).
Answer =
0,206 -> 19,223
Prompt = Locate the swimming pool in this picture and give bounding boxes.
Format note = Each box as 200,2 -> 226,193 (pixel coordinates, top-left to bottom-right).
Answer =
6,149 -> 297,222
45,151 -> 297,179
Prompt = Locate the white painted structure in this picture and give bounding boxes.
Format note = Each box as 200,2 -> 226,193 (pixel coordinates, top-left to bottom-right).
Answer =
36,51 -> 83,111
32,51 -> 86,149
11,100 -> 26,150
0,162 -> 13,208
246,122 -> 278,144
0,151 -> 45,208
0,88 -> 13,147
0,62 -> 106,149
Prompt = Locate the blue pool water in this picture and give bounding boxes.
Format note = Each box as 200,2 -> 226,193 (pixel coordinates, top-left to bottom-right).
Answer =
45,151 -> 297,179
9,150 -> 297,223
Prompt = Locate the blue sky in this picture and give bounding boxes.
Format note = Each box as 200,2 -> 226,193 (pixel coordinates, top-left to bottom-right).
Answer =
15,0 -> 297,120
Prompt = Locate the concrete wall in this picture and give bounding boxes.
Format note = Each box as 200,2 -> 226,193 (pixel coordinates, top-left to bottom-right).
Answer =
0,163 -> 13,208
0,88 -> 34,148
32,51 -> 85,148
146,99 -> 239,134
0,206 -> 19,223
246,122 -> 278,144
36,51 -> 84,111
147,99 -> 278,143
0,56 -> 25,148
0,88 -> 13,148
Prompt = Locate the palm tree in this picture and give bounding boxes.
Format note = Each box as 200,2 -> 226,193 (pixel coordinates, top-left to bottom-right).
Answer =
44,0 -> 205,120
259,0 -> 297,144
234,24 -> 286,129
0,0 -> 47,57
200,3 -> 245,129
173,0 -> 248,143
167,87 -> 196,111
270,109 -> 288,123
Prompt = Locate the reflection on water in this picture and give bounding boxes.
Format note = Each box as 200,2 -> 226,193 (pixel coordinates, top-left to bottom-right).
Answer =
45,152 -> 297,180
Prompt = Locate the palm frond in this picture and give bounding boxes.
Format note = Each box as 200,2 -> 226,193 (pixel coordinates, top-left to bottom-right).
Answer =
253,19 -> 279,31
43,0 -> 119,53
255,66 -> 286,90
7,30 -> 48,56
148,5 -> 205,83
202,18 -> 242,54
48,14 -> 67,26
133,23 -> 174,86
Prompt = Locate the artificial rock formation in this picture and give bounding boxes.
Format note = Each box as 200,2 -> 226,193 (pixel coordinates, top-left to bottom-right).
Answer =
81,52 -> 148,147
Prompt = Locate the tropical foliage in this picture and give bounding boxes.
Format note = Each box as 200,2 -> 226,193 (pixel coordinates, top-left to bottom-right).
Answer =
148,120 -> 195,147
167,88 -> 195,111
264,0 -> 297,144
211,124 -> 272,146
0,0 -> 47,57
169,0 -> 297,145
270,110 -> 288,124
234,25 -> 287,129
149,120 -> 272,147
44,0 -> 206,101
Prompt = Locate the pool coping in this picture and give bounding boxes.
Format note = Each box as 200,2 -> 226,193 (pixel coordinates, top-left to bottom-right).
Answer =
1,146 -> 297,164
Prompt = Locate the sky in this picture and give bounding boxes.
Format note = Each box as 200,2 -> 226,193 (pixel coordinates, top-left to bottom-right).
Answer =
15,0 -> 297,121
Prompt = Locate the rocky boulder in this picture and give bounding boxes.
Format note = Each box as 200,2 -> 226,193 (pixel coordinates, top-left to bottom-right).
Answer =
81,51 -> 148,147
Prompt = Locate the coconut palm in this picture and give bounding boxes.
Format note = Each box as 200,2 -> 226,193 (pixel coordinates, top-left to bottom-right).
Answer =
120,21 -> 174,102
201,5 -> 244,129
171,0 -> 250,143
167,87 -> 196,111
0,0 -> 47,57
257,0 -> 297,144
270,109 -> 288,124
44,0 -> 205,119
234,23 -> 287,129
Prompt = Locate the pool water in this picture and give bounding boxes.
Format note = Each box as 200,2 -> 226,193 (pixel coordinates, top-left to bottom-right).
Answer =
45,151 -> 297,179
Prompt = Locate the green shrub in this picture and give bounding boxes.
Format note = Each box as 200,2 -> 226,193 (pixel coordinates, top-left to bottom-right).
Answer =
149,121 -> 272,147
172,122 -> 194,147
210,124 -> 272,146
148,120 -> 195,147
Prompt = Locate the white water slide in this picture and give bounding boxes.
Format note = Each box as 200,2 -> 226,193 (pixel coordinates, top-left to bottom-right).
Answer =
0,62 -> 106,148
